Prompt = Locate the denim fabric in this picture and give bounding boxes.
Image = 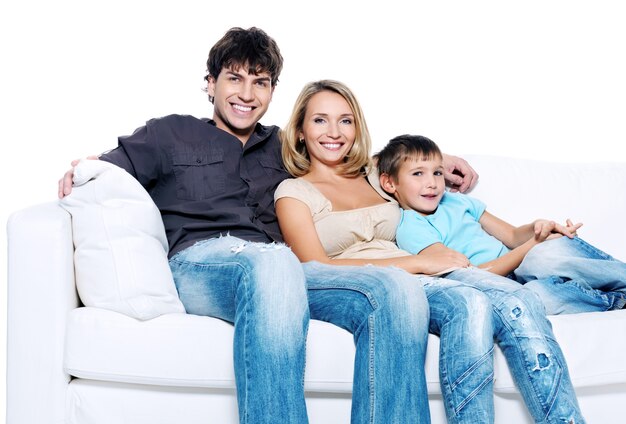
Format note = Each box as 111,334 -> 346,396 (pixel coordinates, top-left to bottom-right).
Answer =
422,280 -> 495,423
446,267 -> 585,424
514,236 -> 626,314
169,236 -> 309,424
304,261 -> 431,424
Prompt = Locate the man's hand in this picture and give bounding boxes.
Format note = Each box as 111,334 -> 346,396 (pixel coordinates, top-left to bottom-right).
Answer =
57,155 -> 99,198
442,153 -> 479,193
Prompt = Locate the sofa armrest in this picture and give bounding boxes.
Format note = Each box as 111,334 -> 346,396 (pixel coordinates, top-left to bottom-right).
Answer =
7,201 -> 80,424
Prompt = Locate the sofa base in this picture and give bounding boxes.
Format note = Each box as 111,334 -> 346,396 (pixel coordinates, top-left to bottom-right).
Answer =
65,379 -> 626,423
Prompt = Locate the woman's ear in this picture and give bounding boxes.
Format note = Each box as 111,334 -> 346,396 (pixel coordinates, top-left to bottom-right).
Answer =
379,173 -> 396,194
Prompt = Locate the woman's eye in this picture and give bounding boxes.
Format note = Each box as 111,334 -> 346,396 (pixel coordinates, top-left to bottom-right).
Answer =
313,118 -> 326,124
340,118 -> 353,125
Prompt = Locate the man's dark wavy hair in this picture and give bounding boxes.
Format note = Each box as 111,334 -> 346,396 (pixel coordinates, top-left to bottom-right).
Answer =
204,27 -> 283,88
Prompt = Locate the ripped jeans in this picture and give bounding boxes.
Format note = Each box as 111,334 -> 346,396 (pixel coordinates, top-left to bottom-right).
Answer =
444,267 -> 585,424
169,236 -> 309,424
169,237 -> 431,424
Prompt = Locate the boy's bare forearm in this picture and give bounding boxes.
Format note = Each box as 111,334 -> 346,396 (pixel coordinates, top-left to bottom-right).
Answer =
478,238 -> 537,276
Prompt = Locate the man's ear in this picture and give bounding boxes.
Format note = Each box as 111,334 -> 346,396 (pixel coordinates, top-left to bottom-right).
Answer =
207,76 -> 216,97
379,173 -> 396,194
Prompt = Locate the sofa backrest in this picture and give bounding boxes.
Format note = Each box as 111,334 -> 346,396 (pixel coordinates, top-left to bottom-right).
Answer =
463,155 -> 626,262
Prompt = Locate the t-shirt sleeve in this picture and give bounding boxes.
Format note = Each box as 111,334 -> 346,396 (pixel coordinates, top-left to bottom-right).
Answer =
457,193 -> 487,221
396,210 -> 444,254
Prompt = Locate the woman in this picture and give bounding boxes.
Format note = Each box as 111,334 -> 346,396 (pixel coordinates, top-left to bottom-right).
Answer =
275,79 -> 585,423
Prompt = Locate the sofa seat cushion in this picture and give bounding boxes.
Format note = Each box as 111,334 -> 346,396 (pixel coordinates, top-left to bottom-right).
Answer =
493,309 -> 626,392
64,307 -> 441,392
65,306 -> 626,394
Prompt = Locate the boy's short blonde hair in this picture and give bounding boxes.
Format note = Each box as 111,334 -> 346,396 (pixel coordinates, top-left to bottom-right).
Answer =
280,80 -> 372,177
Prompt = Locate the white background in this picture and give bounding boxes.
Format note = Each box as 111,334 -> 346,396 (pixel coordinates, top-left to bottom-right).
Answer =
1,0 -> 625,420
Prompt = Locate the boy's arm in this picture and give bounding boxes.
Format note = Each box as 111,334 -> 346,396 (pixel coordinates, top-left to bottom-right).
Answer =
477,211 -> 583,276
477,238 -> 539,276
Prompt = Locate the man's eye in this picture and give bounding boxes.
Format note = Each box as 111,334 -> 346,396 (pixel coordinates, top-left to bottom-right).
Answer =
256,81 -> 268,87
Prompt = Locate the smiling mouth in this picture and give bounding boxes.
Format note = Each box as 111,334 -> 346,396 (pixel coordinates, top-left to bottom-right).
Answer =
232,104 -> 253,113
320,142 -> 343,150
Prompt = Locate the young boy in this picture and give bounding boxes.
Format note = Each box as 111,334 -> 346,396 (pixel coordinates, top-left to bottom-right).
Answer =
376,134 -> 626,314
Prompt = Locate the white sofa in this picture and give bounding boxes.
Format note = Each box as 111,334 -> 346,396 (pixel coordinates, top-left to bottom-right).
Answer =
7,155 -> 626,424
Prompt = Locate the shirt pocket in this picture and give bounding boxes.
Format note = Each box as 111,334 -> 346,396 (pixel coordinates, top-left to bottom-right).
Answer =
172,149 -> 225,200
257,156 -> 289,181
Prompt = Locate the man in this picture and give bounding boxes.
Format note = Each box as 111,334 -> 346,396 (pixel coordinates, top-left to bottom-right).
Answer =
59,27 -> 479,423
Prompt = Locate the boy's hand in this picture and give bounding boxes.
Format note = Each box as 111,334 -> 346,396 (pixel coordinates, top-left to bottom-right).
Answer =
442,154 -> 479,193
533,218 -> 583,242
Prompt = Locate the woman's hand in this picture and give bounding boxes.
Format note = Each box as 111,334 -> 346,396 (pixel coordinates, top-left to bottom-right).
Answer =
414,243 -> 471,275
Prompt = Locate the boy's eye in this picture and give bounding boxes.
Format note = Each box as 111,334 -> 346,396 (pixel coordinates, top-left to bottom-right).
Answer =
412,171 -> 423,176
434,171 -> 443,176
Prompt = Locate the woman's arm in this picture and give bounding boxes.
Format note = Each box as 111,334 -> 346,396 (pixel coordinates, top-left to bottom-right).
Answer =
275,197 -> 470,274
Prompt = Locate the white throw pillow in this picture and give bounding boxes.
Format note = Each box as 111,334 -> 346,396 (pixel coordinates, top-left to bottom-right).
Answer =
59,159 -> 186,320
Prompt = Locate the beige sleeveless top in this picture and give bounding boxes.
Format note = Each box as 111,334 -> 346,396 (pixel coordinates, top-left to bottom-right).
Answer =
274,177 -> 410,260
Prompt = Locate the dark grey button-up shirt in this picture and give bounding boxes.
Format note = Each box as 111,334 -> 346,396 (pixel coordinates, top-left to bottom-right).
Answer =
100,114 -> 291,257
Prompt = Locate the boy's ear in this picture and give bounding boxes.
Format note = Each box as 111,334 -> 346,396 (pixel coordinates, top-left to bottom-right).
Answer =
379,173 -> 396,194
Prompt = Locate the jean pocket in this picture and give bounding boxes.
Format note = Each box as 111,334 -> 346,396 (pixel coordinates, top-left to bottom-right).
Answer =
172,150 -> 225,200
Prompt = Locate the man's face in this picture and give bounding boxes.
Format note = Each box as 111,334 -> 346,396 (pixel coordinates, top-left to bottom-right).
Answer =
207,65 -> 274,143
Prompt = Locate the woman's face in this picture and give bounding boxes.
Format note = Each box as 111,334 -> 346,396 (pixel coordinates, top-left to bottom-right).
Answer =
299,90 -> 356,169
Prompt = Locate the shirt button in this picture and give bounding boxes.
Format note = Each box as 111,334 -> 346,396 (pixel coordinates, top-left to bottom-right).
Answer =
196,158 -> 202,164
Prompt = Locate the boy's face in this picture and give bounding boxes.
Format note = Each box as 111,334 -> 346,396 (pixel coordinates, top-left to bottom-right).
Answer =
385,155 -> 445,215
207,64 -> 274,143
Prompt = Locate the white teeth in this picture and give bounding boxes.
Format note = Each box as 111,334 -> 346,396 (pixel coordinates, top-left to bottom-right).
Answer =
322,143 -> 341,149
232,104 -> 252,112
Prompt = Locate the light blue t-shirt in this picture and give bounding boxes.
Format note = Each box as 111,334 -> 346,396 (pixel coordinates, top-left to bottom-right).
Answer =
396,192 -> 509,265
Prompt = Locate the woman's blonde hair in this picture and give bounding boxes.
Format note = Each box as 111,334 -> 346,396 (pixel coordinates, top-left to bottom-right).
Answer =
280,79 -> 372,177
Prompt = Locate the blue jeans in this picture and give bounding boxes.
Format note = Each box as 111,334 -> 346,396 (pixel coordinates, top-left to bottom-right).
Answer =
445,267 -> 585,424
422,279 -> 495,423
170,238 -> 432,424
304,261 -> 431,424
169,236 -> 309,424
514,236 -> 626,314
